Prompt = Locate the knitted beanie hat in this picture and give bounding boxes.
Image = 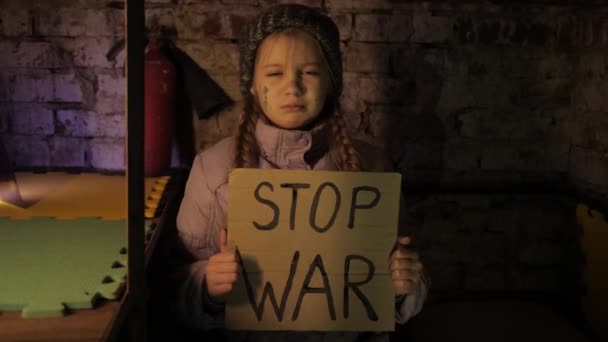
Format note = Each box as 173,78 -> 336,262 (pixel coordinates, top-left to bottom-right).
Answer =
239,4 -> 342,97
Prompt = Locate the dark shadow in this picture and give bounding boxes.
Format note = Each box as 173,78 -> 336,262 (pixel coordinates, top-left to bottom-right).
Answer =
384,47 -> 445,190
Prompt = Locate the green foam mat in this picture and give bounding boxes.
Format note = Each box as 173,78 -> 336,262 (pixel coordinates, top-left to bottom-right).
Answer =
0,217 -> 127,318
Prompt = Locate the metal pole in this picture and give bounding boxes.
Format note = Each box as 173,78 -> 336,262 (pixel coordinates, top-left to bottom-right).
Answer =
125,0 -> 145,341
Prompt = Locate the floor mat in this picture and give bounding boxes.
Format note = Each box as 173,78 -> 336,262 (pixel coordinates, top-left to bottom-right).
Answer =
0,217 -> 127,318
0,173 -> 169,220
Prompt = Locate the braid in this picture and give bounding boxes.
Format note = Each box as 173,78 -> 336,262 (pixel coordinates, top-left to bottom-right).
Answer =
234,95 -> 260,168
330,102 -> 362,171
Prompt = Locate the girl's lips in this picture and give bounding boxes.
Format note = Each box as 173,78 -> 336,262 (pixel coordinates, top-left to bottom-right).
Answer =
281,105 -> 304,112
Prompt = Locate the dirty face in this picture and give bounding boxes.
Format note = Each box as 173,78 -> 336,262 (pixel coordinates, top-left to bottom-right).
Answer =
250,29 -> 332,130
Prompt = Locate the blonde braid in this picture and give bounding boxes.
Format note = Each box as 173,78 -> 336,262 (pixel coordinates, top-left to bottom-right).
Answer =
234,95 -> 260,168
330,103 -> 362,171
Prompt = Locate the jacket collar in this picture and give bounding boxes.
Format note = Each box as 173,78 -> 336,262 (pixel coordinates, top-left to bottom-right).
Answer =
255,116 -> 333,170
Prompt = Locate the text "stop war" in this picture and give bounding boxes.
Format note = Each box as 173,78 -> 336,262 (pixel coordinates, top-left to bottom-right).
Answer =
252,181 -> 381,232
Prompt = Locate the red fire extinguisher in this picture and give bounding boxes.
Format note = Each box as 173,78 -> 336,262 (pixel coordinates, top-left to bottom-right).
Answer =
144,38 -> 176,177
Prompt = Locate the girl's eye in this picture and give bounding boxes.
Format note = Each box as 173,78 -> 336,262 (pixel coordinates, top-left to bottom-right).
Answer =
267,72 -> 282,76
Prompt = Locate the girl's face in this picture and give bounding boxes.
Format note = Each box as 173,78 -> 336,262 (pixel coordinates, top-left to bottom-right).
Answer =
250,30 -> 332,130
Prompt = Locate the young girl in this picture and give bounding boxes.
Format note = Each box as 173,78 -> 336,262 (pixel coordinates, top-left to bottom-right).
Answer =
174,4 -> 428,341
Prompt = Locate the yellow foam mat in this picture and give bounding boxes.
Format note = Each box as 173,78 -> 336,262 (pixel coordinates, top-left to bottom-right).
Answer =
576,203 -> 608,341
0,173 -> 169,220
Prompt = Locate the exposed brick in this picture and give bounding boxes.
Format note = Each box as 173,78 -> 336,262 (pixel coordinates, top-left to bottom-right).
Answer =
259,0 -> 322,8
485,208 -> 521,234
0,73 -> 6,101
556,18 -> 575,48
145,7 -> 177,30
578,51 -> 608,79
0,41 -> 69,68
1,69 -> 54,102
519,241 -> 564,266
420,225 -> 475,263
520,201 -> 576,240
55,37 -> 125,68
397,142 -> 443,170
97,73 -> 125,98
465,269 -> 509,292
452,108 -> 485,138
476,234 -> 515,262
212,43 -> 240,74
510,79 -> 572,108
88,138 -> 125,170
435,78 -> 477,113
353,14 -> 413,42
94,96 -> 126,114
175,41 -> 239,74
391,46 -> 449,104
479,111 -> 560,142
49,136 -> 85,168
8,103 -> 54,135
542,106 -> 575,143
328,12 -> 352,41
514,269 -> 560,292
174,8 -> 223,40
529,144 -> 571,171
411,14 -> 452,43
556,15 -> 608,48
220,0 -> 258,4
536,52 -> 575,80
54,73 -> 85,103
37,8 -> 124,37
456,48 -> 508,80
347,103 -> 391,146
454,17 -> 554,46
481,143 -> 569,172
223,12 -> 255,40
343,42 -> 391,73
325,0 -> 393,10
358,75 -> 415,105
0,9 -> 31,36
482,47 -> 536,79
178,0 -> 227,9
575,79 -> 608,113
339,71 -> 364,115
0,105 -> 8,133
2,134 -> 50,168
573,112 -> 608,152
468,80 -> 513,109
569,147 -> 608,188
478,144 -> 514,171
424,262 -> 464,293
444,141 -> 480,171
57,110 -> 125,137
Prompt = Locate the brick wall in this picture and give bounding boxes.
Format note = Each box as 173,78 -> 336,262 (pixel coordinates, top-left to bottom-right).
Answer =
569,11 -> 608,202
407,194 -> 582,306
0,1 -> 126,170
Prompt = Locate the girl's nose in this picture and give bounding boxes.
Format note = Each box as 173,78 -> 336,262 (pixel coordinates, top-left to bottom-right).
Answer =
284,72 -> 304,95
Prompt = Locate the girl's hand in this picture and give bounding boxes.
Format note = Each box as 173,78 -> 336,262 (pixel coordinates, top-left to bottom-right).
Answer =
205,229 -> 239,302
389,236 -> 424,296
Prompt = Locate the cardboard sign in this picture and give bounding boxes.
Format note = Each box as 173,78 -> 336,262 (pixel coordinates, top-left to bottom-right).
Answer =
225,169 -> 401,331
